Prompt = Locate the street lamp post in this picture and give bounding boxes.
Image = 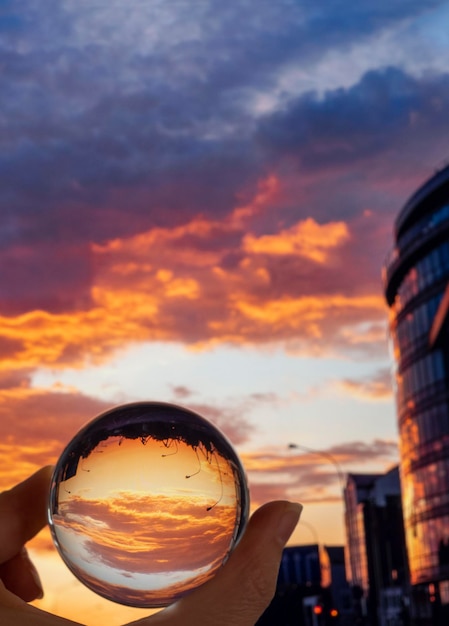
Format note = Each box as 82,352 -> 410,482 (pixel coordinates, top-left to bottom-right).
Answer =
287,442 -> 345,490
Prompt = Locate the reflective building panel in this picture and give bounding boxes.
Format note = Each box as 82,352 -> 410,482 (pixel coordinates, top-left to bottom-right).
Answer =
344,468 -> 409,625
383,164 -> 449,592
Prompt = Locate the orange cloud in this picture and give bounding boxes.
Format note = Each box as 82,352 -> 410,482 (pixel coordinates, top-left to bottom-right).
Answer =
49,491 -> 241,607
0,176 -> 387,375
230,293 -> 384,339
243,217 -> 349,263
53,493 -> 237,573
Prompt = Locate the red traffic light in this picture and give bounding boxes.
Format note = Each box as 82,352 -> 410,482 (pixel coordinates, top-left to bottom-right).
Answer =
313,605 -> 323,615
330,608 -> 339,617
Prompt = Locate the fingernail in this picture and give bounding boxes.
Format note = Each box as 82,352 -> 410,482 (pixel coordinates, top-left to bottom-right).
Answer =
277,502 -> 303,545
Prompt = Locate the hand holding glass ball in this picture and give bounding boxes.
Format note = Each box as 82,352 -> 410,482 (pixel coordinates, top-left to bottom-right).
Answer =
48,402 -> 249,608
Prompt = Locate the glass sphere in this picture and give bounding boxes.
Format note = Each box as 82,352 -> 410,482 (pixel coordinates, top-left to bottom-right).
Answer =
48,401 -> 249,608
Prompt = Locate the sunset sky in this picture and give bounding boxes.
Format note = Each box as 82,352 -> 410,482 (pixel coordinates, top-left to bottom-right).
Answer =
2,1 -> 449,624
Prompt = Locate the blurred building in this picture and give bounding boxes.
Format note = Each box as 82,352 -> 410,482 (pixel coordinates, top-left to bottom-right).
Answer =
278,544 -> 321,588
257,544 -> 340,626
383,164 -> 449,624
344,467 -> 410,625
320,545 -> 352,622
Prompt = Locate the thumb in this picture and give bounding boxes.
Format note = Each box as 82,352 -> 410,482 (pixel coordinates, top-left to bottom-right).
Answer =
140,500 -> 302,626
0,466 -> 53,564
0,467 -> 52,603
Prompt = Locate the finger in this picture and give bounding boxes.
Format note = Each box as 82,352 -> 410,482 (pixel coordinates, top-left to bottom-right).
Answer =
131,500 -> 302,626
0,548 -> 44,602
0,466 -> 53,564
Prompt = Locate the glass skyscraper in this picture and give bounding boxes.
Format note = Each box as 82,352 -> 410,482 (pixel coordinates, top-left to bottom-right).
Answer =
383,164 -> 449,609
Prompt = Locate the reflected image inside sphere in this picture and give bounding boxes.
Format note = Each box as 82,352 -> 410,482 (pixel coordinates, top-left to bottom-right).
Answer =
48,402 -> 249,608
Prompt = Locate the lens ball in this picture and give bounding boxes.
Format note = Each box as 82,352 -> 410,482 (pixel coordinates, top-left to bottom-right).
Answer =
48,401 -> 249,608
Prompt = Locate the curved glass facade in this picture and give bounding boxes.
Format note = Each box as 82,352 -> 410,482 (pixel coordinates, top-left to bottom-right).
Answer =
384,166 -> 449,588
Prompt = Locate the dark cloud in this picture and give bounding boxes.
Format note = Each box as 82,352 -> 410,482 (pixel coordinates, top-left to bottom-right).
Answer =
183,402 -> 253,445
1,3 -> 445,242
0,368 -> 31,389
339,368 -> 394,399
170,385 -> 194,400
0,388 -> 113,449
328,438 -> 399,460
257,67 -> 449,197
0,335 -> 24,360
4,64 -> 448,251
0,1 -> 447,353
0,242 -> 94,314
249,392 -> 280,403
269,67 -> 439,148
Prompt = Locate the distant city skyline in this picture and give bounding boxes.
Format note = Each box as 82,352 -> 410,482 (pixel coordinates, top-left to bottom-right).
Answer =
2,2 -> 449,624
